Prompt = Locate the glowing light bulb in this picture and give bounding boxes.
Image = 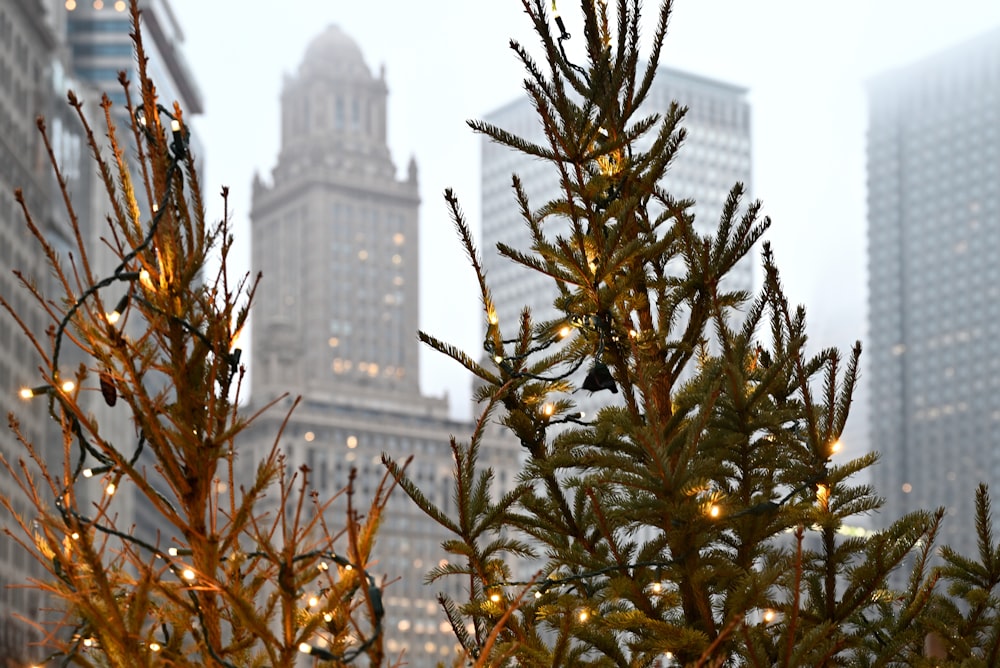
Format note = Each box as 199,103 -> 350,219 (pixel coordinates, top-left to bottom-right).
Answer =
323,612 -> 334,622
542,403 -> 555,417
298,643 -> 313,655
708,504 -> 721,519
763,609 -> 776,623
489,592 -> 501,603
105,482 -> 116,495
558,325 -> 571,338
168,547 -> 178,556
83,468 -> 93,478
651,582 -> 662,594
181,568 -> 195,581
534,590 -> 542,599
139,269 -> 153,290
488,312 -> 498,325
578,609 -> 590,623
830,439 -> 843,454
318,561 -> 329,572
70,532 -> 80,540
106,310 -> 121,324
61,380 -> 75,393
170,119 -> 181,133
149,642 -> 161,652
629,328 -> 637,338
308,595 -> 319,607
344,564 -> 353,571
19,388 -> 34,399
816,484 -> 830,504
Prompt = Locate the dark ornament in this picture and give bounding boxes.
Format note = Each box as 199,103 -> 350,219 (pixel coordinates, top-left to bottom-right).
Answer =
583,362 -> 618,394
99,371 -> 117,407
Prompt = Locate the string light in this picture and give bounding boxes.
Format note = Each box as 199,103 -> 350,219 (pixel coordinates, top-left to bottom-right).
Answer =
181,568 -> 196,581
830,439 -> 843,455
763,609 -> 776,623
105,482 -> 116,496
19,385 -> 48,399
307,595 -> 320,608
149,642 -> 161,652
708,504 -> 721,519
816,484 -> 830,505
105,293 -> 129,324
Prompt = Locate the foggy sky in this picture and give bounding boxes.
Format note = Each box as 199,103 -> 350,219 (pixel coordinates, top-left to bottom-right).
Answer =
166,0 -> 1000,427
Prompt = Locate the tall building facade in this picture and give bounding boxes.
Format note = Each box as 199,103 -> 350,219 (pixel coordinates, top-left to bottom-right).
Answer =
481,68 -> 754,413
1,1 -> 204,658
0,1 -> 59,658
249,27 -> 520,666
867,28 -> 1000,559
63,0 -> 203,118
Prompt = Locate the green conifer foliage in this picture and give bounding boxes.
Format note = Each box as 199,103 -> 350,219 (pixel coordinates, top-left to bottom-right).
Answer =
385,1 -> 971,665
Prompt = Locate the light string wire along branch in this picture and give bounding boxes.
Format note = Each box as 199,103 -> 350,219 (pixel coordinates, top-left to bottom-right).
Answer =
0,1 -> 389,666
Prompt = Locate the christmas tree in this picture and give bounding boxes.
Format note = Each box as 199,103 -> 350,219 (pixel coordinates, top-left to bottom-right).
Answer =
385,1 -> 1000,665
1,5 -> 391,666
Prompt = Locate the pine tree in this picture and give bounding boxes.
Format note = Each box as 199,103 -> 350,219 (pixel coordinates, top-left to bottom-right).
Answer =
383,1 -> 999,665
0,5 -> 391,666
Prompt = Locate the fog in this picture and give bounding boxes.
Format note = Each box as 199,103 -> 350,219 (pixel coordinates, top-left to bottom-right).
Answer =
168,0 -> 1000,446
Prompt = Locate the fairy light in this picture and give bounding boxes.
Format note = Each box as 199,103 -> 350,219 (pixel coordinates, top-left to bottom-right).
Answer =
830,438 -> 843,455
318,561 -> 329,572
168,547 -> 178,556
542,403 -> 555,417
70,532 -> 80,540
558,325 -> 571,338
149,642 -> 161,652
106,293 -> 129,324
650,582 -> 662,594
534,590 -> 542,599
181,568 -> 196,581
139,269 -> 154,290
82,638 -> 95,648
708,504 -> 721,519
298,643 -> 313,655
82,468 -> 93,477
308,595 -> 320,608
61,380 -> 76,393
105,482 -> 116,496
816,484 -> 830,504
577,609 -> 590,623
323,612 -> 334,622
763,609 -> 776,623
489,592 -> 502,603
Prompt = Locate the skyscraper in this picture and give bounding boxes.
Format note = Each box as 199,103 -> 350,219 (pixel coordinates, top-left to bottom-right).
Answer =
248,26 -> 520,665
251,25 -> 419,403
63,0 -> 203,118
867,27 -> 1000,558
1,2 -> 204,655
480,67 -> 754,412
0,1 -> 59,656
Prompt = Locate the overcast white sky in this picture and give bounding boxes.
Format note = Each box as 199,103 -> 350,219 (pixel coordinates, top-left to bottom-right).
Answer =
168,0 -> 1000,427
